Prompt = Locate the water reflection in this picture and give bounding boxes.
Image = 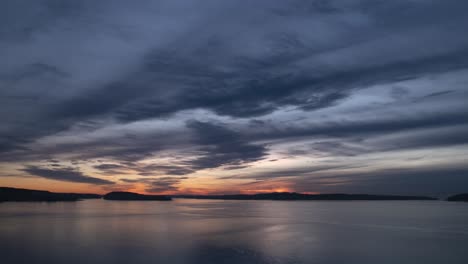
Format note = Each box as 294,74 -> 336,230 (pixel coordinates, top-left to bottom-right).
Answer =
0,199 -> 467,264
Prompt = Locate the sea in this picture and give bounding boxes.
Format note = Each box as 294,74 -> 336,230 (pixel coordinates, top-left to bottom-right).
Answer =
1,199 -> 467,264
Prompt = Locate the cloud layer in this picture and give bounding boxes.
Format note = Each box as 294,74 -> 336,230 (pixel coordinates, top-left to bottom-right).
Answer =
1,0 -> 468,194
21,166 -> 114,185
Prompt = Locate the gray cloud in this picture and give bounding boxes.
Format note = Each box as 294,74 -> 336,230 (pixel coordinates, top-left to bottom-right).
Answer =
250,111 -> 468,141
1,0 -> 468,152
145,177 -> 187,193
186,120 -> 268,170
278,124 -> 468,158
293,166 -> 468,197
21,165 -> 114,185
94,163 -> 126,171
137,164 -> 195,176
93,163 -> 129,176
120,178 -> 143,183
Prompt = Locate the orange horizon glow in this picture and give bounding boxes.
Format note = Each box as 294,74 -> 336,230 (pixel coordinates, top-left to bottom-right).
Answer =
0,183 -> 317,196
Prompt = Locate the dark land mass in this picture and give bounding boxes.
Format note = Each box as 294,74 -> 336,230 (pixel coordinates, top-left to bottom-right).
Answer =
0,187 -> 102,202
173,192 -> 437,201
447,193 -> 468,202
103,191 -> 172,201
0,188 -> 440,202
72,193 -> 102,199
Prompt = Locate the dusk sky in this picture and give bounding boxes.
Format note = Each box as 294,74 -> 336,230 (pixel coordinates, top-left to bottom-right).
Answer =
1,0 -> 468,196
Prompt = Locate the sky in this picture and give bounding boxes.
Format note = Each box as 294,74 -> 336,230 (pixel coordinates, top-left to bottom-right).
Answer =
1,0 -> 468,196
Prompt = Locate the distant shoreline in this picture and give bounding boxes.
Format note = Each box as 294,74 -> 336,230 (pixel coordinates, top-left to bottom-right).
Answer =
0,186 -> 451,203
2,186 -> 467,203
103,191 -> 171,201
173,193 -> 438,201
0,187 -> 101,202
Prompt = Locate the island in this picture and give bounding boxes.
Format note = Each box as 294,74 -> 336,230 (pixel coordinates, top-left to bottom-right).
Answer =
447,193 -> 468,202
103,191 -> 172,201
0,187 -> 101,202
173,192 -> 437,201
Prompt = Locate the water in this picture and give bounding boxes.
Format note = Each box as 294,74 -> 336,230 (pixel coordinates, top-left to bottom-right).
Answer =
1,199 -> 467,264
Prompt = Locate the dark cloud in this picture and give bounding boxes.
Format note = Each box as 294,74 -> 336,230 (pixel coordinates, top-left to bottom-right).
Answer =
225,164 -> 364,181
0,63 -> 68,83
421,90 -> 454,99
119,176 -> 187,193
93,163 -> 129,176
94,164 -> 126,171
0,131 -> 175,163
66,46 -> 468,123
93,162 -> 195,177
137,164 -> 195,176
251,111 -> 468,141
306,141 -> 369,157
74,120 -> 269,177
120,178 -> 145,183
145,177 -> 187,193
21,165 -> 114,185
293,165 -> 468,197
186,121 -> 268,170
281,125 -> 468,158
1,0 -> 467,154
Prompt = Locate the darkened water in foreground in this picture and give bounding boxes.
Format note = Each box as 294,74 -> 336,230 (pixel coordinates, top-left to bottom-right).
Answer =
1,200 -> 467,264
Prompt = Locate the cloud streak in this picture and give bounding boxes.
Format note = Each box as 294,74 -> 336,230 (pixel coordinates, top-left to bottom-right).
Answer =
21,165 -> 114,185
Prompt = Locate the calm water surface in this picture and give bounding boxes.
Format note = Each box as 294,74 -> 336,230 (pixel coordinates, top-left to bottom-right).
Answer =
1,199 -> 467,264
